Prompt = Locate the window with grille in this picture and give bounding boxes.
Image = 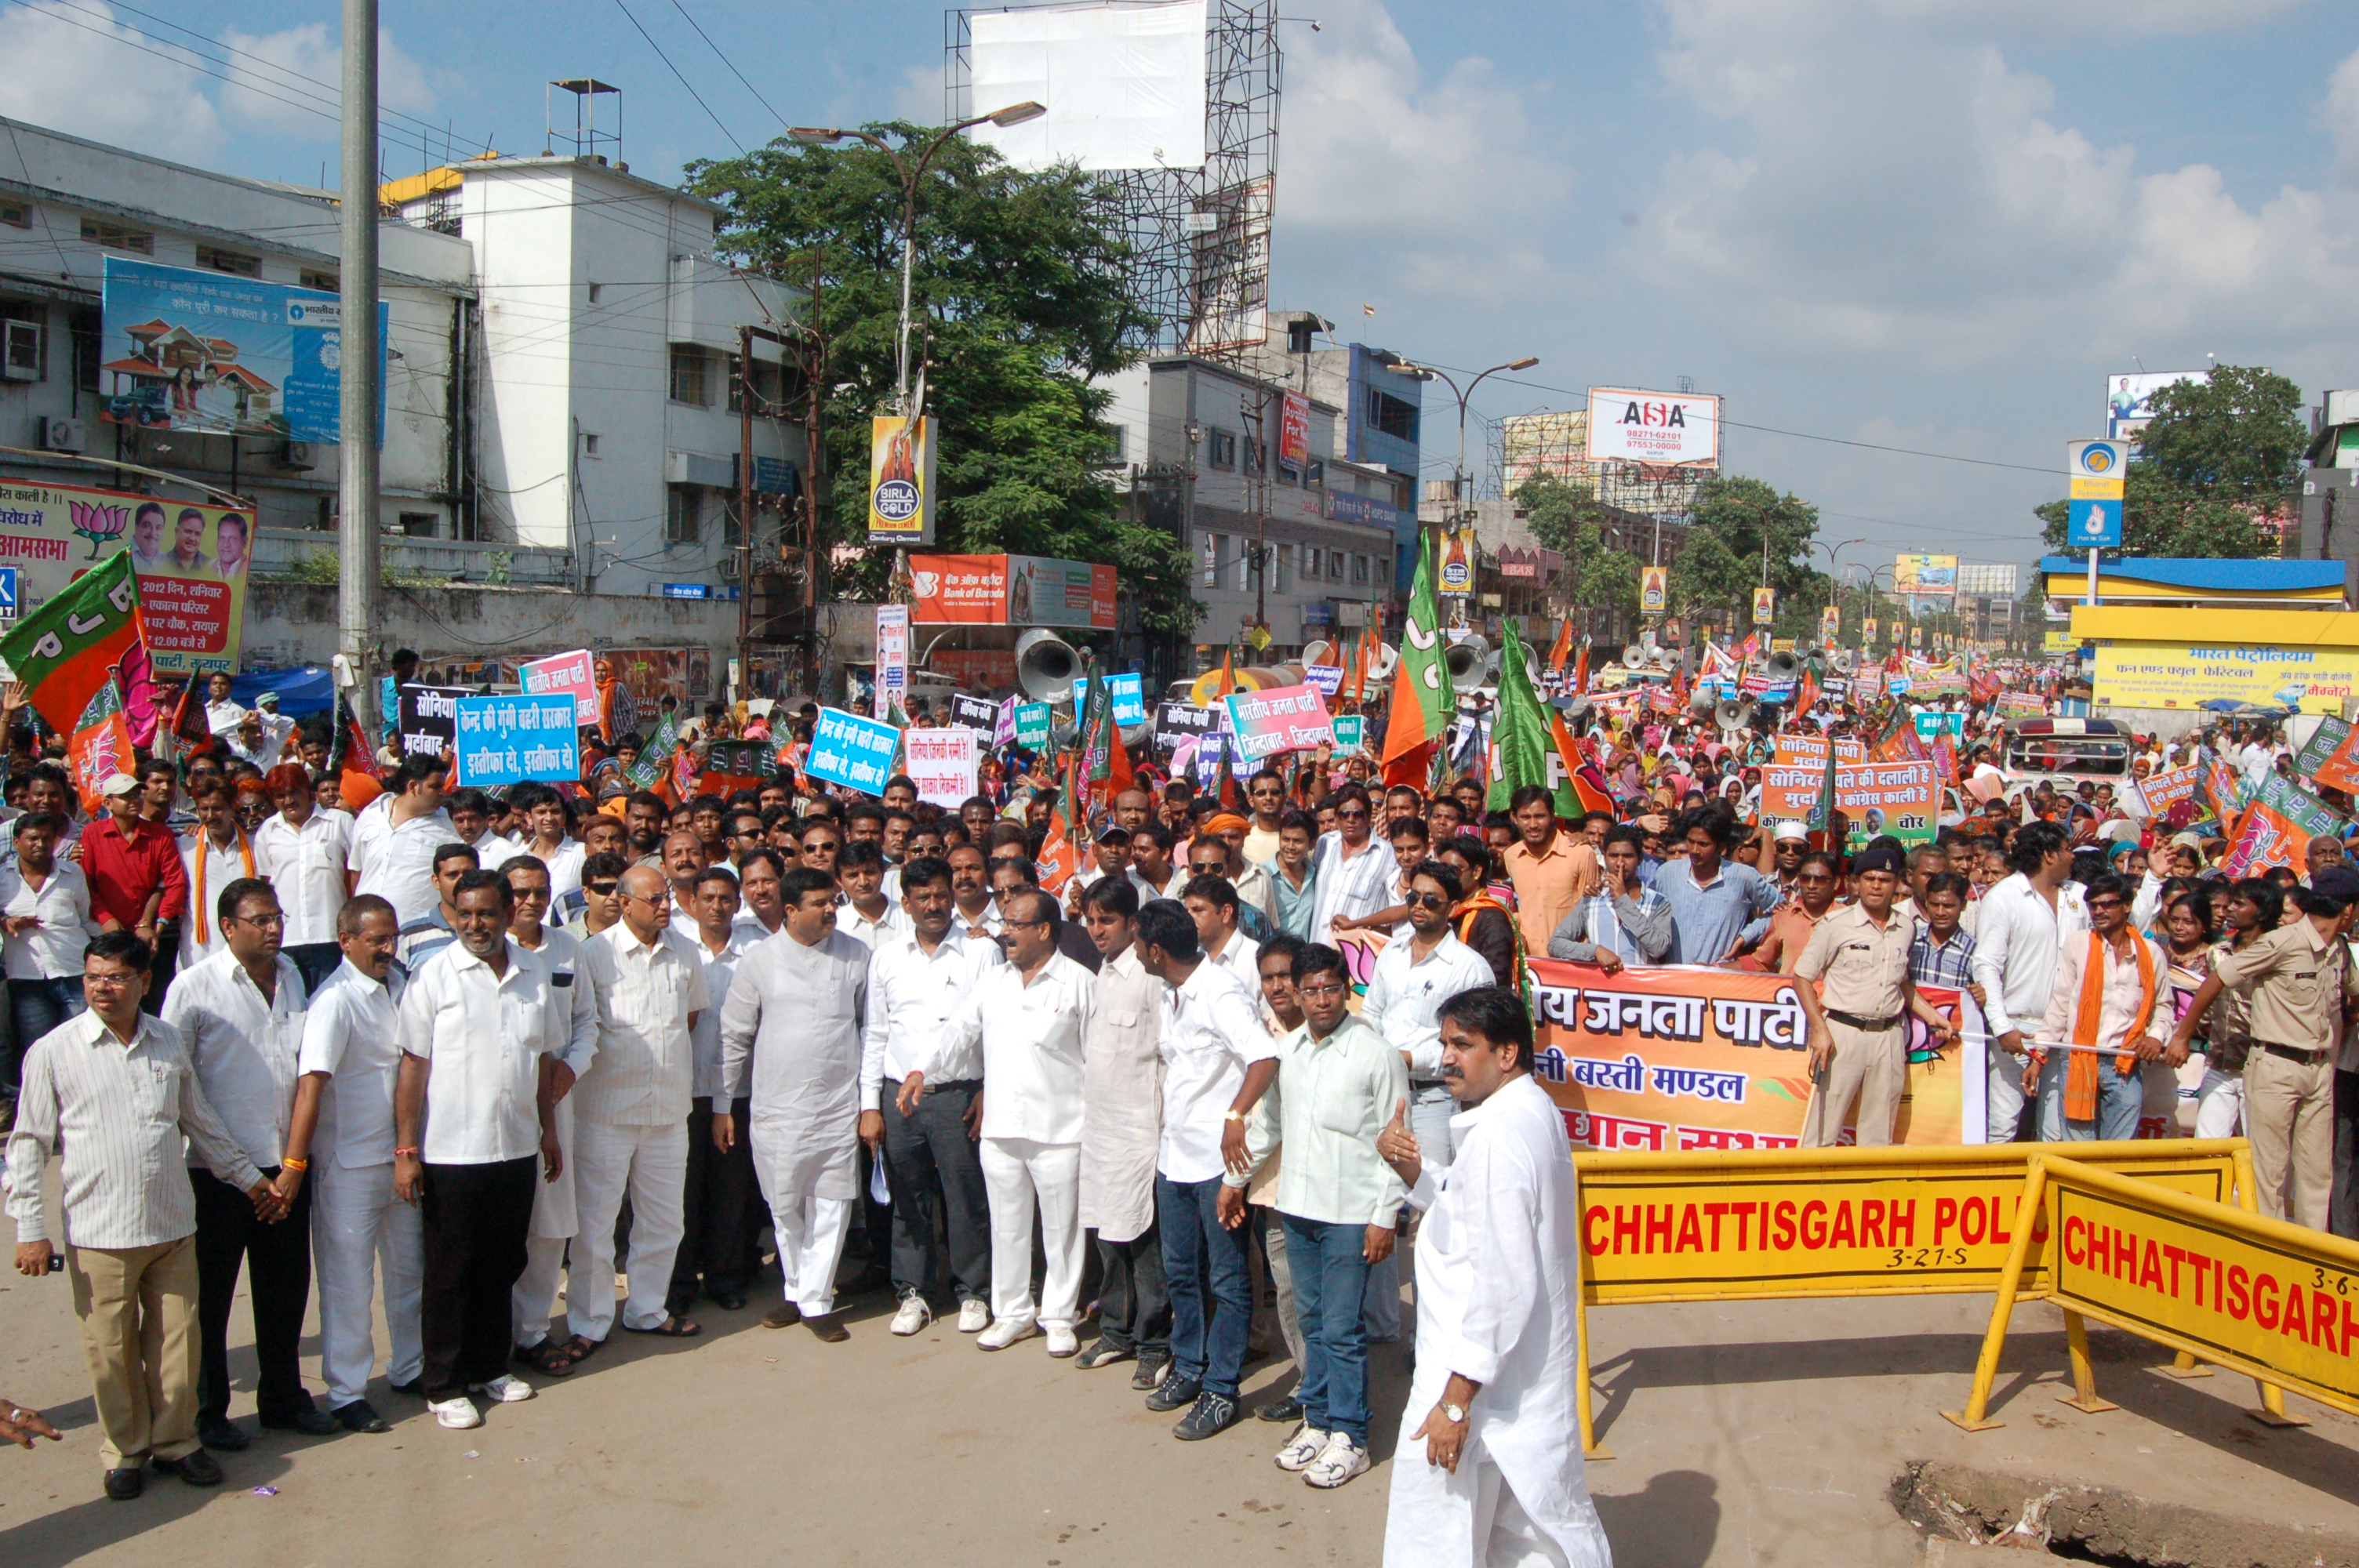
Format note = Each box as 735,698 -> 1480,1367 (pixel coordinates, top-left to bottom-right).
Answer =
300,268 -> 339,292
1207,429 -> 1236,470
666,485 -> 702,544
669,346 -> 713,406
196,245 -> 260,278
79,220 -> 153,254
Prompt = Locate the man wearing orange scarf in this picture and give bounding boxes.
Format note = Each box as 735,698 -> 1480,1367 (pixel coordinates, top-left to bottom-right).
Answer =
2032,872 -> 2166,1142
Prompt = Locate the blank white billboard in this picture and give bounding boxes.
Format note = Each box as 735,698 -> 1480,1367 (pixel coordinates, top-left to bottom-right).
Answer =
969,0 -> 1209,172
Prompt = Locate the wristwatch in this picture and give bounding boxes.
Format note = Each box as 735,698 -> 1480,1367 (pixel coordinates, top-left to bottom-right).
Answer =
1441,1401 -> 1468,1424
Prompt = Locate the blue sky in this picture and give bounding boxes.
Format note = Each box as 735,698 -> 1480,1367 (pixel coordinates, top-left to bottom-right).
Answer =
6,0 -> 2356,579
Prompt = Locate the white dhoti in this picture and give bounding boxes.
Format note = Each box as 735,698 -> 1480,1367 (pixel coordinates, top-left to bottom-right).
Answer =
754,1141 -> 854,1318
311,1159 -> 423,1407
511,1094 -> 579,1347
566,1118 -> 689,1338
980,1136 -> 1082,1331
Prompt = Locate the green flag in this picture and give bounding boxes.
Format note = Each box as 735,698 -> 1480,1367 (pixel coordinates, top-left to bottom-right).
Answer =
1381,530 -> 1454,771
1805,739 -> 1839,833
0,551 -> 142,737
623,710 -> 682,792
1486,618 -> 1572,816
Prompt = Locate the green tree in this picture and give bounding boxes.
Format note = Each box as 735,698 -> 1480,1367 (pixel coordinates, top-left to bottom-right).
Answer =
1514,472 -> 1640,623
687,125 -> 1201,634
1688,475 -> 1823,602
2035,364 -> 2299,560
1667,527 -> 1753,625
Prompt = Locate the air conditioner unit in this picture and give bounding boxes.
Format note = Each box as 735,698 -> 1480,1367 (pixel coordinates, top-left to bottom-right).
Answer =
278,440 -> 316,470
37,416 -> 85,453
0,320 -> 38,382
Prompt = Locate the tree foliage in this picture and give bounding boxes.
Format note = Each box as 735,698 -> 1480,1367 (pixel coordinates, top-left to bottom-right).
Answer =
1670,475 -> 1826,630
1514,472 -> 1640,622
2035,365 -> 2299,561
687,126 -> 1201,634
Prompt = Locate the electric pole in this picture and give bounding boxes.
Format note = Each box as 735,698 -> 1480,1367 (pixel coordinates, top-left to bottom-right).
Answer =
337,0 -> 381,717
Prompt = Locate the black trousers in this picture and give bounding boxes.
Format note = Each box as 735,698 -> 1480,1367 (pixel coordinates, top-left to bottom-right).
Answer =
2332,1069 -> 2359,1241
420,1156 -> 537,1398
284,942 -> 343,998
670,1099 -> 758,1312
1093,1221 -> 1170,1359
881,1081 -> 992,1304
192,1166 -> 314,1425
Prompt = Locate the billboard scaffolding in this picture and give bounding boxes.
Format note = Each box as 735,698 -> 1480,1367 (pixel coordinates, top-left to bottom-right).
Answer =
951,0 -> 1281,357
1494,408 -> 1708,519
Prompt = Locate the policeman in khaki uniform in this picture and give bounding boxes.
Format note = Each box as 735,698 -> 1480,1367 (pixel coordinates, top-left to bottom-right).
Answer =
2169,867 -> 2359,1230
1791,845 -> 1958,1147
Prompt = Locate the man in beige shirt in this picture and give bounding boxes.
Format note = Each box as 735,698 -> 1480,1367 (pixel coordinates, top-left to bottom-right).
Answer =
2170,869 -> 2359,1229
1500,786 -> 1599,956
1793,846 -> 1954,1147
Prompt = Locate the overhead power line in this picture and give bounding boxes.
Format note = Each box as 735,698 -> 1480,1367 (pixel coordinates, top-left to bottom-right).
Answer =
610,0 -> 741,153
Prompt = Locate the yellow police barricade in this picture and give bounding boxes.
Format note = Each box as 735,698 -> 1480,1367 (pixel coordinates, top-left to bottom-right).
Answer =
1572,1139 -> 2251,1457
1945,1151 -> 2344,1433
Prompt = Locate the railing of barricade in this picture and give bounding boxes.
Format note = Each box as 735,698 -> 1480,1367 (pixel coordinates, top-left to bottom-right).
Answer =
1569,1138 -> 2255,1458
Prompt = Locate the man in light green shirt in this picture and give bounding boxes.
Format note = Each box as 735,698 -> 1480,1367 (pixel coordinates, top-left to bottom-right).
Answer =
1219,942 -> 1407,1491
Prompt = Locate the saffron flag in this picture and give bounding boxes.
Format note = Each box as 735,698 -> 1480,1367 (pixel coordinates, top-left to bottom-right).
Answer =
0,551 -> 144,738
1547,619 -> 1574,677
1550,710 -> 1617,817
1382,531 -> 1454,770
66,679 -> 137,813
1572,639 -> 1591,695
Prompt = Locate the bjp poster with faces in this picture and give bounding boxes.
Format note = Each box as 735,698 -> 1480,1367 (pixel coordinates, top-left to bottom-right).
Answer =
0,479 -> 253,677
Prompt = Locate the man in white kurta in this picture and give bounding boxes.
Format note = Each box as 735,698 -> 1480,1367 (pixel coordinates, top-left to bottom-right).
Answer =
1075,878 -> 1168,1377
718,869 -> 870,1340
1379,986 -> 1612,1568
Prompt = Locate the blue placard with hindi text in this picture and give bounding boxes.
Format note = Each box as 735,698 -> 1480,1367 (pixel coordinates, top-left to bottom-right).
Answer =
452,695 -> 580,786
807,706 -> 902,795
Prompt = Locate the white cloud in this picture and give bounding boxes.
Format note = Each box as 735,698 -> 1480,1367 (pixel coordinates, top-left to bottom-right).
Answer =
0,2 -> 223,163
2325,47 -> 2359,185
1273,0 -> 1575,308
1627,1 -> 2359,372
218,24 -> 435,132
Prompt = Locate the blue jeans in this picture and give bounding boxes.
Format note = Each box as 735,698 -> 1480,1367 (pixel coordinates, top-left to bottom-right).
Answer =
2037,1051 -> 2143,1142
1158,1174 -> 1252,1398
5,975 -> 83,1096
1281,1214 -> 1374,1446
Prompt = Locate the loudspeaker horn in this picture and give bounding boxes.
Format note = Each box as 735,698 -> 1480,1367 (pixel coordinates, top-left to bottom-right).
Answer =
1016,629 -> 1081,702
1715,698 -> 1756,731
1620,644 -> 1648,670
1830,648 -> 1858,675
1369,643 -> 1400,684
1301,639 -> 1338,669
1764,649 -> 1802,683
1551,694 -> 1595,727
1444,635 -> 1489,685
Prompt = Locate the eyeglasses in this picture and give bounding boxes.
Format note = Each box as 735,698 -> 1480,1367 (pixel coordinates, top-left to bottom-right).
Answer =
585,881 -> 620,896
83,971 -> 136,987
228,910 -> 285,927
1407,891 -> 1451,910
1298,981 -> 1347,997
1336,808 -> 1369,821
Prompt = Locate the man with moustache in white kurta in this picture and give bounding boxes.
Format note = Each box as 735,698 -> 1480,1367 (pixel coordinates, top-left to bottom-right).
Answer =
716,866 -> 870,1342
1376,985 -> 1612,1568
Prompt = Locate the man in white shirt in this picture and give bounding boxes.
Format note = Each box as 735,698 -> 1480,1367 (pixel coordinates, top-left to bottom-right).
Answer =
716,866 -> 871,1343
347,756 -> 457,927
510,784 -> 584,905
2032,871 -> 2168,1142
1181,873 -> 1262,996
669,865 -> 759,1316
1075,878 -> 1170,1381
398,843 -> 480,967
499,856 -> 601,1376
445,788 -> 519,874
1128,824 -> 1184,902
947,843 -> 998,941
903,887 -> 1093,1354
279,895 -> 416,1434
176,778 -> 256,972
160,877 -> 333,1447
9,931 -> 274,1497
860,855 -> 1001,1337
1376,987 -> 1612,1568
1309,788 -> 1396,943
254,761 -> 351,995
1133,899 -> 1278,1442
569,865 -> 710,1346
394,870 -> 568,1430
837,839 -> 909,952
1363,860 -> 1496,1171
660,829 -> 710,944
0,811 -> 98,1110
1968,821 -> 2086,1142
1223,942 -> 1408,1490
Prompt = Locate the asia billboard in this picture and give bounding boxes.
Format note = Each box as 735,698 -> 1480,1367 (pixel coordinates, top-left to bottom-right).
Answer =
1583,387 -> 1721,468
100,256 -> 385,446
1893,554 -> 1958,603
908,554 -> 1117,629
0,479 -> 253,676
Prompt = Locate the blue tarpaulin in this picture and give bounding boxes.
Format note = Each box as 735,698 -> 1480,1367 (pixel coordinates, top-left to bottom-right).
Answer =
228,666 -> 335,718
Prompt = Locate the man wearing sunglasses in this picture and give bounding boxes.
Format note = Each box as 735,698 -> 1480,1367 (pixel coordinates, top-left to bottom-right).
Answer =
1363,862 -> 1494,1174
2032,870 -> 2170,1144
1308,787 -> 1395,946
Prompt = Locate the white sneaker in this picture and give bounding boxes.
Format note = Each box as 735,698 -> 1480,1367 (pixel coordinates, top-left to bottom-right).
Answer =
1274,1424 -> 1329,1472
957,1299 -> 990,1334
976,1317 -> 1040,1351
890,1296 -> 934,1336
431,1396 -> 482,1430
1303,1432 -> 1370,1489
471,1374 -> 534,1404
1045,1326 -> 1080,1357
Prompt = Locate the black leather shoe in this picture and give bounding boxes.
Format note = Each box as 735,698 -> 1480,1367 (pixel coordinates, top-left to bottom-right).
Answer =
196,1417 -> 249,1452
260,1406 -> 341,1437
1144,1373 -> 1200,1413
387,1378 -> 427,1399
1172,1390 -> 1241,1441
154,1448 -> 224,1486
706,1289 -> 748,1311
104,1466 -> 144,1501
333,1399 -> 391,1434
1256,1396 -> 1305,1424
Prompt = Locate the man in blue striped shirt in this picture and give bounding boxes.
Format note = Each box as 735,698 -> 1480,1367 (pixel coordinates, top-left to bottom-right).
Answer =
1651,809 -> 1779,966
1906,872 -> 1982,998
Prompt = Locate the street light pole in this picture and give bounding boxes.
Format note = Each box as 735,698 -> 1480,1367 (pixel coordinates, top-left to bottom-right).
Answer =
1394,356 -> 1538,626
336,0 -> 380,721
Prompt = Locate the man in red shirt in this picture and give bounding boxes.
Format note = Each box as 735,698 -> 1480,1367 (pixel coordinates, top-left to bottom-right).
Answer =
80,774 -> 189,1010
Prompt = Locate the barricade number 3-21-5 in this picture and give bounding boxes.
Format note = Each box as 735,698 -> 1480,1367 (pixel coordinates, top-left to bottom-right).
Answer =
1890,1247 -> 1969,1269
